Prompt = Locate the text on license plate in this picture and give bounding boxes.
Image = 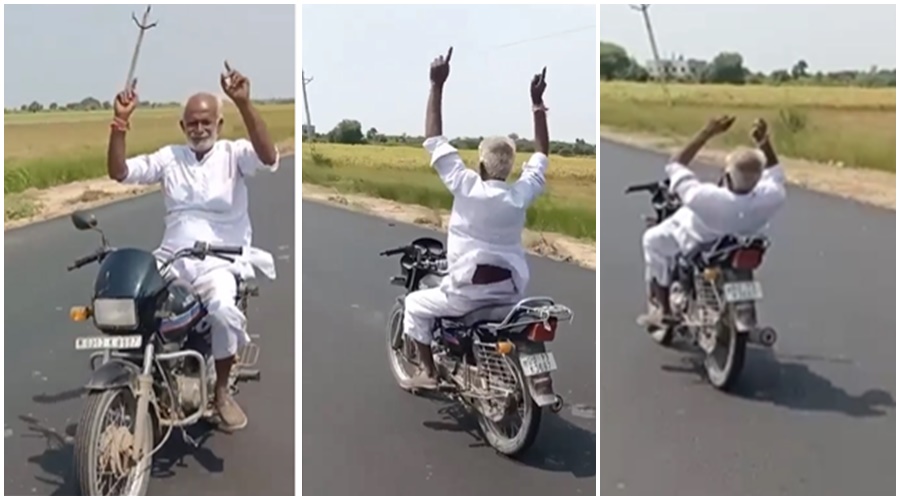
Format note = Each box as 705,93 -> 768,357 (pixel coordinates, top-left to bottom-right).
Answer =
519,352 -> 558,376
722,281 -> 763,303
75,335 -> 143,351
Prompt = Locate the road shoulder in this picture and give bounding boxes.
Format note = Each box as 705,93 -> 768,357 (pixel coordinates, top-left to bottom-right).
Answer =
301,183 -> 596,271
600,126 -> 895,211
4,140 -> 295,231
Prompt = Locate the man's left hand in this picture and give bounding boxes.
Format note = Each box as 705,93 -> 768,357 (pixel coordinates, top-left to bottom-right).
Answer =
221,61 -> 251,104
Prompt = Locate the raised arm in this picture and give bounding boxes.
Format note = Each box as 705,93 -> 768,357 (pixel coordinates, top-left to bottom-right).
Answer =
425,47 -> 452,138
513,67 -> 551,205
751,118 -> 780,169
423,47 -> 479,196
531,67 -> 549,156
670,115 -> 735,168
221,61 -> 278,166
107,80 -> 138,182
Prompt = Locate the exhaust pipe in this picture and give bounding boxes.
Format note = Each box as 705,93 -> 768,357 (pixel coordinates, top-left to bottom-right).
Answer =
748,327 -> 777,346
550,395 -> 564,413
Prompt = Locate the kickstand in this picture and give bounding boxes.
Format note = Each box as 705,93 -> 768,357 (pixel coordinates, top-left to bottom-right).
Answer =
180,427 -> 200,448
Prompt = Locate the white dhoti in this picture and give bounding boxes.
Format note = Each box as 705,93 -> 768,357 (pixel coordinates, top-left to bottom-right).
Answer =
403,280 -> 520,345
157,247 -> 276,360
642,216 -> 687,287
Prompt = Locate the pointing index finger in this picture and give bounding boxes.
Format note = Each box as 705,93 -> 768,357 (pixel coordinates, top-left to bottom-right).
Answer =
224,60 -> 232,73
541,66 -> 547,82
445,47 -> 453,63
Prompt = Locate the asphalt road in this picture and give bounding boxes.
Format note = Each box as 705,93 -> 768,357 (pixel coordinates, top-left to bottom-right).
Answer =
598,139 -> 896,495
301,201 -> 597,495
4,157 -> 296,495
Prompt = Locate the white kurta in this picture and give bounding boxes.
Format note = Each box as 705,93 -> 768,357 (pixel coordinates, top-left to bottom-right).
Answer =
403,136 -> 548,344
642,161 -> 787,285
122,139 -> 280,357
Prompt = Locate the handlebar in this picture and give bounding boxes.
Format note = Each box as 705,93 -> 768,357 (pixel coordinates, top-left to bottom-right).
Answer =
624,181 -> 664,194
379,246 -> 408,257
67,251 -> 103,271
67,241 -> 245,272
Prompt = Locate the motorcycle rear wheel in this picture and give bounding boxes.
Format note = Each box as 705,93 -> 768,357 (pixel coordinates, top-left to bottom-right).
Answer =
704,314 -> 747,391
476,358 -> 542,457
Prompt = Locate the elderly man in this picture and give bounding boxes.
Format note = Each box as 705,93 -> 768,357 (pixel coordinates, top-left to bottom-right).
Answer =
106,62 -> 279,431
401,47 -> 551,390
638,116 -> 787,329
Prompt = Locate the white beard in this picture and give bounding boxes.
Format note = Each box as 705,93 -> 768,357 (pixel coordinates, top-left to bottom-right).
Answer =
187,134 -> 217,152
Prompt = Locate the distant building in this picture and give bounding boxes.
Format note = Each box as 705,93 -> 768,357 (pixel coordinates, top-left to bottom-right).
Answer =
646,56 -> 705,80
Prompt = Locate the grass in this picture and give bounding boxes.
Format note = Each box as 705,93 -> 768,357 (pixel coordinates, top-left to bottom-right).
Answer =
599,82 -> 896,172
4,104 -> 295,194
4,192 -> 41,221
302,143 -> 596,241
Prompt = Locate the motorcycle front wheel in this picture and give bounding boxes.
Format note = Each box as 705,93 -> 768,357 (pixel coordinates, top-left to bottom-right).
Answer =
386,302 -> 419,389
476,358 -> 542,457
74,388 -> 153,496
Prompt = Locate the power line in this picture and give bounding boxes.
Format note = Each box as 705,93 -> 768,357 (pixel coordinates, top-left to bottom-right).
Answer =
490,24 -> 595,50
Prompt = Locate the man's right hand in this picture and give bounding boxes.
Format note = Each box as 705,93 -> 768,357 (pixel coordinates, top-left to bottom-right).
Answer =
531,67 -> 547,105
703,115 -> 736,136
114,78 -> 138,122
429,47 -> 452,86
751,118 -> 769,145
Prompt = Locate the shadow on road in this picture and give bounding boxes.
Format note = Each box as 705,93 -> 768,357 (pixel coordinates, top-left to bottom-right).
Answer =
18,415 -> 77,495
17,409 -> 226,495
420,397 -> 596,480
661,347 -> 896,417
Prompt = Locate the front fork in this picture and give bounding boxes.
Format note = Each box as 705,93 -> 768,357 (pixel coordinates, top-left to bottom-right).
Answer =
131,343 -> 155,462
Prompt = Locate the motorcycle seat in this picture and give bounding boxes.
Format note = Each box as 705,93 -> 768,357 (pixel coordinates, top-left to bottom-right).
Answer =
680,234 -> 768,269
443,303 -> 517,326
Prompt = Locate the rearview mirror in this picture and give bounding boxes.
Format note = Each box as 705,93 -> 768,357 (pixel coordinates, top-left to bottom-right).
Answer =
71,211 -> 98,231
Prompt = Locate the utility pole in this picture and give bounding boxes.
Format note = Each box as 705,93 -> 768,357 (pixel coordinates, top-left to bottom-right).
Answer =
630,4 -> 671,104
301,70 -> 314,141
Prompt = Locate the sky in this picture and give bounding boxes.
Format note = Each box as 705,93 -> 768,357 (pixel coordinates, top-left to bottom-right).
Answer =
599,4 -> 896,73
4,5 -> 295,108
301,4 -> 597,142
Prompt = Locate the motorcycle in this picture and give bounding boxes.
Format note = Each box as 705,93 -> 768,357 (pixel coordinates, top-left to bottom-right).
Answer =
381,237 -> 574,456
65,210 -> 272,495
626,180 -> 778,391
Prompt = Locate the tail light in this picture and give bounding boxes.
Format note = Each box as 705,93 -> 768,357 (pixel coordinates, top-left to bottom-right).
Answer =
732,248 -> 763,270
527,318 -> 558,342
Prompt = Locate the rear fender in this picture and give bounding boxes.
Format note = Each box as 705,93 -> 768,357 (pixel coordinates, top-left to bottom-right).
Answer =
85,359 -> 140,391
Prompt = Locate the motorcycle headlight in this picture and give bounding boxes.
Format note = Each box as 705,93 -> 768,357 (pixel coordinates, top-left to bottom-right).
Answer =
93,298 -> 138,329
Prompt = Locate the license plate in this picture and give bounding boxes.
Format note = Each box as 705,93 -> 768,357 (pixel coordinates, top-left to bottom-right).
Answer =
722,281 -> 763,303
74,335 -> 142,351
520,352 -> 558,376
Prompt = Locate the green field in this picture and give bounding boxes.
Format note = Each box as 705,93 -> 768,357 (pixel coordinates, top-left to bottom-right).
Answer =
302,143 -> 596,241
4,104 -> 295,195
600,82 -> 896,172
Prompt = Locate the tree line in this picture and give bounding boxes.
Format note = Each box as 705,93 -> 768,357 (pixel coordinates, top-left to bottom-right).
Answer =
4,97 -> 295,114
600,41 -> 896,88
307,119 -> 596,158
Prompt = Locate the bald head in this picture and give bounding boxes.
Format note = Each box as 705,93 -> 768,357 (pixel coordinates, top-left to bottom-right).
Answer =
724,147 -> 766,193
180,92 -> 224,153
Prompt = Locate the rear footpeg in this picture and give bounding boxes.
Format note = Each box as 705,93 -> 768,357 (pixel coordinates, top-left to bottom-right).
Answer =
236,342 -> 260,368
236,368 -> 261,382
747,327 -> 777,346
